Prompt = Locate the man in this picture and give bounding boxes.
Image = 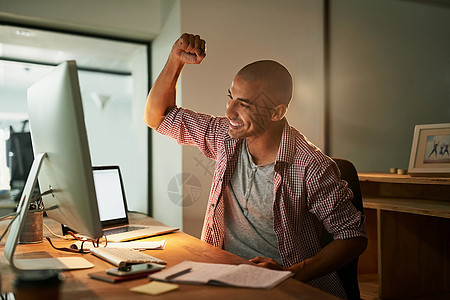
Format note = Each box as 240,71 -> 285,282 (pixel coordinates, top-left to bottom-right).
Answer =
145,33 -> 367,298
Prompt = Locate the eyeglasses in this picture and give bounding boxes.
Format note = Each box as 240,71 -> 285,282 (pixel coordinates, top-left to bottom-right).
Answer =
46,231 -> 108,254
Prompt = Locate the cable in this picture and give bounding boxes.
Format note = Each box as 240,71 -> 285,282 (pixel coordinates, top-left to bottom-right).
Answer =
31,188 -> 54,210
0,212 -> 17,222
43,223 -> 73,240
41,204 -> 73,240
0,213 -> 18,243
42,205 -> 58,212
2,188 -> 54,212
0,213 -> 17,243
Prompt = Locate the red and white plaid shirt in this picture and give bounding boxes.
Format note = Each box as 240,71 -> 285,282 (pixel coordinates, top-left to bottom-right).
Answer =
157,107 -> 366,298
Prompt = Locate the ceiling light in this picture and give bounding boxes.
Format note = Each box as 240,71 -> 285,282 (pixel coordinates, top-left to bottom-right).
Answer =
91,93 -> 112,110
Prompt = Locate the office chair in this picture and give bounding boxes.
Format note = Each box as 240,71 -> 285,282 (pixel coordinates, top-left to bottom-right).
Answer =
321,158 -> 364,300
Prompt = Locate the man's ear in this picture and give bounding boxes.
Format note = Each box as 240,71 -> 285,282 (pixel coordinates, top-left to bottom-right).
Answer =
271,104 -> 287,121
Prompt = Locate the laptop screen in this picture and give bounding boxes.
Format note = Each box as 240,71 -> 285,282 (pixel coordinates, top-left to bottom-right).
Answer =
92,166 -> 129,226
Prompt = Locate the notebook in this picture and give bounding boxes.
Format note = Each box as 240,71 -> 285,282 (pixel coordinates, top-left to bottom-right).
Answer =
91,165 -> 178,242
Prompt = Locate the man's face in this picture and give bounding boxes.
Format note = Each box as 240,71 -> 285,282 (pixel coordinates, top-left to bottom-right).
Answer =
225,75 -> 275,140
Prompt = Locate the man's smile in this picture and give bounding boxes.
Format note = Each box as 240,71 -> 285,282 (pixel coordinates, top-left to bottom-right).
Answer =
229,120 -> 244,129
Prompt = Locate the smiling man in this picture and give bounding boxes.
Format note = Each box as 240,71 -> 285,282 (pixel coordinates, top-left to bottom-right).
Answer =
144,33 -> 367,299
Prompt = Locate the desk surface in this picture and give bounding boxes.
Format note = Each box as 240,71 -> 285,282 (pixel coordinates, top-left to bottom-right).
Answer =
0,212 -> 338,300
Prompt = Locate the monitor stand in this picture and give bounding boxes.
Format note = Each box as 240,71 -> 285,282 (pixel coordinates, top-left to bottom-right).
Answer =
4,152 -> 94,272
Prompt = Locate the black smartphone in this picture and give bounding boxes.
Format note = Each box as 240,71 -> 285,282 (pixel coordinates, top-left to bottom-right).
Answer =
106,263 -> 165,277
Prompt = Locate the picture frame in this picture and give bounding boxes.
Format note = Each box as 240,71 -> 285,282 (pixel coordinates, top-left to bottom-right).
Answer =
408,123 -> 450,177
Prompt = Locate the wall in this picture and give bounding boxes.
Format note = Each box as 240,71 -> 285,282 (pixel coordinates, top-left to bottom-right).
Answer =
150,0 -> 183,230
179,0 -> 326,147
149,0 -> 325,237
329,0 -> 450,172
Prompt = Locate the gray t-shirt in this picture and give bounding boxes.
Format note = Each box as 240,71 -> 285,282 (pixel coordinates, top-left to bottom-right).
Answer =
223,140 -> 282,264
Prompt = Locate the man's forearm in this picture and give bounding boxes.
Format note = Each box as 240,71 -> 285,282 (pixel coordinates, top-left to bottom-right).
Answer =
144,33 -> 206,129
144,56 -> 184,129
288,237 -> 367,282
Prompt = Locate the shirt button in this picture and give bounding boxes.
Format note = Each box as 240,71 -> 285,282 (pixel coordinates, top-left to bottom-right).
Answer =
211,203 -> 215,208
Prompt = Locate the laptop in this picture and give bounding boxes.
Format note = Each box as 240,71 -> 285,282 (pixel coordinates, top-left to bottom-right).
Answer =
91,165 -> 178,242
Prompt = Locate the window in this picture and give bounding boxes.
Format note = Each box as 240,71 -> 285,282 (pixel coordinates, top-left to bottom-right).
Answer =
0,24 -> 150,214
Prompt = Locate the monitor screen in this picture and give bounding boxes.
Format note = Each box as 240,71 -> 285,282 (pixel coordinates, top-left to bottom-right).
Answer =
26,60 -> 102,239
92,167 -> 128,222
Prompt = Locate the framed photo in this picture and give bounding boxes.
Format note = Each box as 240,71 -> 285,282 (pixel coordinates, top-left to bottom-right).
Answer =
408,123 -> 450,177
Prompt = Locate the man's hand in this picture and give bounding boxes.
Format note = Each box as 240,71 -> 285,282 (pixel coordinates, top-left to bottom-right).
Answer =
171,33 -> 206,65
144,33 -> 206,129
250,256 -> 286,271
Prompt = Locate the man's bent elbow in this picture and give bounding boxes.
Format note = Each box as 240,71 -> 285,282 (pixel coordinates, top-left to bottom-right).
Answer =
144,112 -> 162,130
144,105 -> 175,129
356,236 -> 368,256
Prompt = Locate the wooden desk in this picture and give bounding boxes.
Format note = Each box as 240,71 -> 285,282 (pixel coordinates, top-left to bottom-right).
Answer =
0,213 -> 338,300
358,173 -> 450,299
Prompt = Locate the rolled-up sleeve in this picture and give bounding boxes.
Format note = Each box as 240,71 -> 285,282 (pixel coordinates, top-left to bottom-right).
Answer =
156,107 -> 229,160
306,159 -> 367,240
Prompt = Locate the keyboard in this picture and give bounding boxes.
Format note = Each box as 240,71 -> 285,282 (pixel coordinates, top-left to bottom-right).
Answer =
103,225 -> 147,236
90,247 -> 166,268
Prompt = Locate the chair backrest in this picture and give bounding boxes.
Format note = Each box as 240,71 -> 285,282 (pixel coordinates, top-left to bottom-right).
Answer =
323,158 -> 363,300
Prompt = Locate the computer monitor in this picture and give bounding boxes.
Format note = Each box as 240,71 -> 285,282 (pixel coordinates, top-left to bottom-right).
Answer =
4,61 -> 103,271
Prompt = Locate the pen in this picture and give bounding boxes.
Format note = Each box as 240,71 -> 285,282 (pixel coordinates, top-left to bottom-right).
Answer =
165,268 -> 192,281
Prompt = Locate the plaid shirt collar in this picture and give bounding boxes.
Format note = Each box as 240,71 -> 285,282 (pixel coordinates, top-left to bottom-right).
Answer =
223,118 -> 295,166
275,118 -> 296,165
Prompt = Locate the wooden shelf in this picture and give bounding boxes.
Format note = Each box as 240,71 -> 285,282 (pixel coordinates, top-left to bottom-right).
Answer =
359,172 -> 450,299
363,197 -> 450,219
359,172 -> 450,185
